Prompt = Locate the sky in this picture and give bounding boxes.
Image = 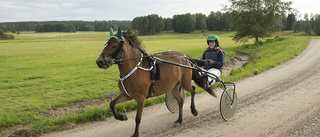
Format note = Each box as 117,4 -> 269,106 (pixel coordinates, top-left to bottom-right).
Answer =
0,0 -> 319,23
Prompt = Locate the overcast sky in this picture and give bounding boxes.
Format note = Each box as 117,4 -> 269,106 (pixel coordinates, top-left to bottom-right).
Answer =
0,0 -> 319,22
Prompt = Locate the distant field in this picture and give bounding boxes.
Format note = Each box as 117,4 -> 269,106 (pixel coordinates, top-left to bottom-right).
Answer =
0,30 -> 312,135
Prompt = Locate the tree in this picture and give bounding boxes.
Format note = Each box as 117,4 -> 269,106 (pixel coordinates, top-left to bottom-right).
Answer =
0,29 -> 15,40
224,0 -> 292,44
132,17 -> 146,35
34,24 -> 44,32
292,21 -> 301,33
194,13 -> 207,31
172,13 -> 195,33
0,29 -> 4,39
85,25 -> 94,31
207,12 -> 216,31
286,13 -> 296,30
163,18 -> 173,31
313,15 -> 320,36
304,13 -> 309,21
65,24 -> 76,32
281,14 -> 287,30
305,22 -> 312,35
207,11 -> 229,31
131,14 -> 164,35
310,13 -> 316,28
147,14 -> 164,35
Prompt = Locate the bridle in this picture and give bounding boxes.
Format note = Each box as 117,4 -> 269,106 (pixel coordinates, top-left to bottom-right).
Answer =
100,35 -> 152,68
100,36 -> 125,68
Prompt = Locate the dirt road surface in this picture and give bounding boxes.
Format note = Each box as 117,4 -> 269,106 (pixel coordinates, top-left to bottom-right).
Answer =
42,39 -> 320,137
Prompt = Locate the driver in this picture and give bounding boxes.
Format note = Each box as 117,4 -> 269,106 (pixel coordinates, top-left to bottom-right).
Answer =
197,34 -> 225,89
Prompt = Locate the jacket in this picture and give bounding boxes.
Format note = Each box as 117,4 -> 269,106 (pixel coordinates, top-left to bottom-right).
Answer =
197,46 -> 225,70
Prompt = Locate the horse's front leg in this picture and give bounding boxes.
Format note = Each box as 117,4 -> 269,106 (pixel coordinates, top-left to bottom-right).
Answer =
110,93 -> 132,121
132,96 -> 146,137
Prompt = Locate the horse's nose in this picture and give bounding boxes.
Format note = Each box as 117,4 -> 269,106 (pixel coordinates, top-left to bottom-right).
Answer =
96,60 -> 104,68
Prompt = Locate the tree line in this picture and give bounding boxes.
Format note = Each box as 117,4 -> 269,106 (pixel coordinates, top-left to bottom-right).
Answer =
0,11 -> 301,34
131,11 -> 320,38
34,23 -> 76,32
285,13 -> 320,35
0,20 -> 131,33
131,12 -> 311,34
1,10 -> 320,39
131,12 -> 230,34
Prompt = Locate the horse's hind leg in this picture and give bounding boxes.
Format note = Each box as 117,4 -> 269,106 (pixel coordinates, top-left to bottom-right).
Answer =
181,69 -> 198,117
190,86 -> 198,116
110,93 -> 132,121
171,84 -> 184,124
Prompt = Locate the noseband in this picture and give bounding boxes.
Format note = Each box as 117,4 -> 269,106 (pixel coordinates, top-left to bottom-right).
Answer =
101,36 -> 124,67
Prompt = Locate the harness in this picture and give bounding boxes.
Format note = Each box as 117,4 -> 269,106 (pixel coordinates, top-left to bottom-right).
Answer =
119,53 -> 154,98
100,36 -> 159,98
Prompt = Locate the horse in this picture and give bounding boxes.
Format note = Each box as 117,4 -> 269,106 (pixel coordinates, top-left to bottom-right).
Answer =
96,27 -> 217,137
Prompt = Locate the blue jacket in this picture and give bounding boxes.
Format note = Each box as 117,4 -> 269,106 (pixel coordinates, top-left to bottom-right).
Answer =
197,47 -> 225,70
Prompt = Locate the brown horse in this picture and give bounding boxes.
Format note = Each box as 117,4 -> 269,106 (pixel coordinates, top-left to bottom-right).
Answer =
96,27 -> 217,137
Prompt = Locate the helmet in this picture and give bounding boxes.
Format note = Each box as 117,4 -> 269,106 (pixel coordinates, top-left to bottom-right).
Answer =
207,34 -> 220,46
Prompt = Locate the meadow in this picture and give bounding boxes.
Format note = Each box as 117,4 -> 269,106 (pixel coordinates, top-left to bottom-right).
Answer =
0,30 -> 312,135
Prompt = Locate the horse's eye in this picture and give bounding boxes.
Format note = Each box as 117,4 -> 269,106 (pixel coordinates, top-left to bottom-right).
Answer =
112,45 -> 117,49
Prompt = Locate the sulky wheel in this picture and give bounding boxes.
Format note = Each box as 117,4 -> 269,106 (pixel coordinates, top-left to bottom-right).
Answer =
220,87 -> 238,121
165,86 -> 185,113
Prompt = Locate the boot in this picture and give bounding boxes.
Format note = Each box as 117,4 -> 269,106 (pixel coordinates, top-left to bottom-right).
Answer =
200,74 -> 210,89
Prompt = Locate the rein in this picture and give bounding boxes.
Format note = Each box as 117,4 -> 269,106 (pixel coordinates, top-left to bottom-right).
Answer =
104,37 -> 192,64
102,36 -> 202,68
101,36 -> 205,98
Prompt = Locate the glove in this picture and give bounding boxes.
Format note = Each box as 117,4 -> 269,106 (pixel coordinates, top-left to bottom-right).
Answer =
196,59 -> 204,66
204,59 -> 215,64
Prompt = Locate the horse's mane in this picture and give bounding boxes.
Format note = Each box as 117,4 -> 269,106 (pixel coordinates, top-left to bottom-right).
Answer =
123,30 -> 143,50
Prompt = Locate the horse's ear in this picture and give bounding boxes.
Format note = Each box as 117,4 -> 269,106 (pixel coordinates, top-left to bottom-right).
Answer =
116,27 -> 124,41
110,27 -> 114,36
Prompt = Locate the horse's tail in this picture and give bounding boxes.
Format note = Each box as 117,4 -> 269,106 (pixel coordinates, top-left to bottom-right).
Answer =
192,68 -> 218,98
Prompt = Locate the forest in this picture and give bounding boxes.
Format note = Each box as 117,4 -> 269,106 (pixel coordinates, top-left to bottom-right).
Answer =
0,11 -> 319,36
0,20 -> 131,33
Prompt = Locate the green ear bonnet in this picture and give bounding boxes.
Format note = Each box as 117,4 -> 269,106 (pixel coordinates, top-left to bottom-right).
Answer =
109,27 -> 124,42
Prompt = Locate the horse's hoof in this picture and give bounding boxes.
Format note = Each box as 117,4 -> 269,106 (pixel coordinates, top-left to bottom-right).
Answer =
131,133 -> 138,137
120,115 -> 128,121
116,114 -> 128,121
173,122 -> 181,127
192,109 -> 198,116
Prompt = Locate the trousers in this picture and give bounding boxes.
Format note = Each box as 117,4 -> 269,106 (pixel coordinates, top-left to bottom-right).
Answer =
198,68 -> 221,86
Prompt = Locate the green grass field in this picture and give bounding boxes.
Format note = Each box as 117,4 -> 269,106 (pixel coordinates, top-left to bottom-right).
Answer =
0,30 -> 313,135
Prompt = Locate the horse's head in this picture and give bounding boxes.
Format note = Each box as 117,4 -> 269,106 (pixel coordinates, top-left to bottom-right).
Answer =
96,27 -> 124,69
